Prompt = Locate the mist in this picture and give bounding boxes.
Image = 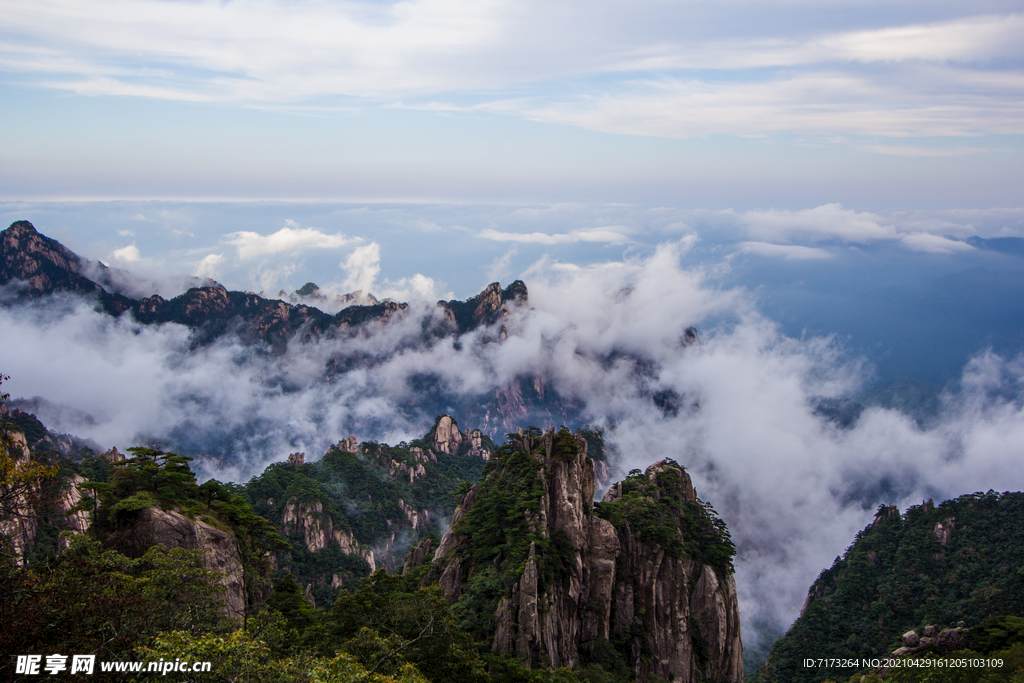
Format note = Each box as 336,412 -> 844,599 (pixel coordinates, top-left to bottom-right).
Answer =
4,238 -> 1024,663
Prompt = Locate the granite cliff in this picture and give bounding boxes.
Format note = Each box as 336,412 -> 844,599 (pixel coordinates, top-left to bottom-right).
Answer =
421,427 -> 743,683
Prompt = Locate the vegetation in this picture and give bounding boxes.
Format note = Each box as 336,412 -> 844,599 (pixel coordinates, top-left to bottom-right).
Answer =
242,417 -> 488,602
594,461 -> 735,578
0,374 -> 58,524
757,492 -> 1024,683
0,535 -> 228,681
1,403 -> 736,683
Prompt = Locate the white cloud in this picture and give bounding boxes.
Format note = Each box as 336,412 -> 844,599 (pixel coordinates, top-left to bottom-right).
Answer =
900,232 -> 975,254
611,14 -> 1024,72
739,241 -> 833,260
517,69 -> 1024,139
223,225 -> 354,259
486,247 -> 518,283
478,226 -> 633,245
195,253 -> 224,279
379,273 -> 444,302
740,204 -> 898,244
865,145 -> 992,157
112,243 -> 140,263
341,243 -> 381,295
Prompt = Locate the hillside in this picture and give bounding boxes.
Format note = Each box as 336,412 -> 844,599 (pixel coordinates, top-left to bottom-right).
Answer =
755,493 -> 1024,683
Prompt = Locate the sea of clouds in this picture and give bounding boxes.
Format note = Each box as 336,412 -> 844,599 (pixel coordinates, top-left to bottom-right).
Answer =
4,236 -> 1024,662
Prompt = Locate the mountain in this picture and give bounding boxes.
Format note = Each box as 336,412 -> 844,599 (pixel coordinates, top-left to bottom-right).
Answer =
755,492 -> 1024,683
420,427 -> 743,682
1,220 -> 589,438
1,406 -> 739,682
0,219 -> 525,349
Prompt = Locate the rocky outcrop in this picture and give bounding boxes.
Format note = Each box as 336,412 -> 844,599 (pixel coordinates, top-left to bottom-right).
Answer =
432,415 -> 464,454
426,415 -> 494,460
934,517 -> 955,546
103,506 -> 247,618
398,498 -> 430,531
437,280 -> 528,334
431,429 -> 743,682
465,429 -> 490,459
102,447 -> 126,463
59,475 -> 91,542
402,537 -> 435,574
366,442 -> 434,484
890,623 -> 970,658
0,430 -> 38,564
281,497 -> 376,571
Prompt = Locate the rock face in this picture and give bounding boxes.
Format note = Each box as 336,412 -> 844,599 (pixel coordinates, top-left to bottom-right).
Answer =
431,429 -> 743,682
437,281 -> 528,334
0,221 -> 114,299
432,415 -> 464,454
0,430 -> 39,564
103,506 -> 247,619
281,498 -> 376,571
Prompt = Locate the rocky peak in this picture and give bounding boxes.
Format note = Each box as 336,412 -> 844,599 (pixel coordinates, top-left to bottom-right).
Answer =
430,428 -> 743,682
1,221 -> 98,297
1,222 -> 528,351
102,447 -> 126,463
682,326 -> 700,346
602,458 -> 697,506
432,415 -> 464,454
872,503 -> 900,526
437,280 -> 528,334
288,452 -> 305,466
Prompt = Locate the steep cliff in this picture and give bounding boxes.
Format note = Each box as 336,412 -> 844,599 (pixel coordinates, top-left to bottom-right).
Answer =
102,505 -> 247,619
244,415 -> 495,602
0,421 -> 89,565
427,427 -> 743,683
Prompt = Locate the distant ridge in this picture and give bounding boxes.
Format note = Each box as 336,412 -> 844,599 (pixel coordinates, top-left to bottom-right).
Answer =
0,220 -> 527,349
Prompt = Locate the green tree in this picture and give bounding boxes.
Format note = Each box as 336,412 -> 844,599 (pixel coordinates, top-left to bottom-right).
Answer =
0,535 -> 227,681
315,570 -> 489,683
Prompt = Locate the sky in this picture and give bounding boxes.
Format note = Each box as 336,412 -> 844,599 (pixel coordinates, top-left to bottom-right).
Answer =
1,0 -> 1023,205
3,0 -> 1024,667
